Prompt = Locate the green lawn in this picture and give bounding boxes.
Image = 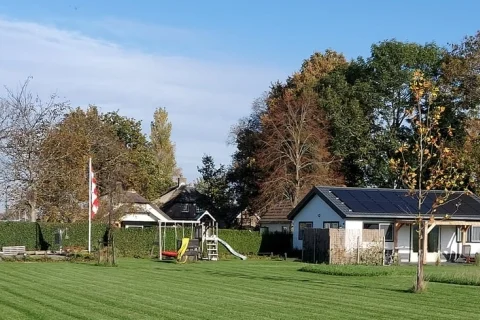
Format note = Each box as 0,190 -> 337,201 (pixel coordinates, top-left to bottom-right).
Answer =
0,258 -> 479,320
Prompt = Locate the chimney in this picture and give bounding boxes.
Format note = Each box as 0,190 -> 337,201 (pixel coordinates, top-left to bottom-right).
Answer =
178,177 -> 187,187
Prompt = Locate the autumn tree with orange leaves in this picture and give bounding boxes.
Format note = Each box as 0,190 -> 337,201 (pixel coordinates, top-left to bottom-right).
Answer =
256,89 -> 342,213
390,70 -> 474,293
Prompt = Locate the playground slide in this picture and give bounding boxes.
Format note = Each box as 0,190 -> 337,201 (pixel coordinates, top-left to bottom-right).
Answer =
217,237 -> 247,260
177,238 -> 190,260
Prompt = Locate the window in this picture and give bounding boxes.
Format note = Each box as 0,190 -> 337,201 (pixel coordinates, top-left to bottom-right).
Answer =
380,224 -> 393,242
364,223 -> 394,242
413,225 -> 439,253
180,203 -> 189,212
323,221 -> 339,229
472,227 -> 480,242
456,227 -> 480,243
195,205 -> 203,214
298,221 -> 313,240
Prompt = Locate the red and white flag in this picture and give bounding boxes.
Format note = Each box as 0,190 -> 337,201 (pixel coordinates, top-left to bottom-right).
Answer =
90,168 -> 99,218
88,157 -> 98,253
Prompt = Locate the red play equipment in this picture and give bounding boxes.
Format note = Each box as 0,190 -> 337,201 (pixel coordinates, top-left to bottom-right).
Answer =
161,251 -> 178,258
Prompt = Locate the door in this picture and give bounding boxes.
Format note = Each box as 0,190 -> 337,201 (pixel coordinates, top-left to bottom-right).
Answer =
412,225 -> 439,253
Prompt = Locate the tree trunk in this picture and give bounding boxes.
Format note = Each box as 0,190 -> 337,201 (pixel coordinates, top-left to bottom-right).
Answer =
415,221 -> 425,292
29,201 -> 37,222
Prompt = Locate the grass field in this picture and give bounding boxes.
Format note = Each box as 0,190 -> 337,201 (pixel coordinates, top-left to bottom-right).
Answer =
1,258 -> 480,320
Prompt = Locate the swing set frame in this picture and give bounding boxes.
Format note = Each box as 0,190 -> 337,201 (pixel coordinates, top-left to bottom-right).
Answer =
158,213 -> 218,261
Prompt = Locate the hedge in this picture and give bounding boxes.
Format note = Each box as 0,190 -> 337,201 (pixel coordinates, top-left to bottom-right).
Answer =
0,222 -> 292,257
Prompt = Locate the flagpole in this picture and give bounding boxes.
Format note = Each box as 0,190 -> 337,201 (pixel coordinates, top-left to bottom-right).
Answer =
88,157 -> 92,253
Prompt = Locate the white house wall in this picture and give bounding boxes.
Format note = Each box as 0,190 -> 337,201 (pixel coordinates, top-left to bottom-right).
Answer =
395,225 -> 410,262
343,221 -> 362,251
406,225 -> 480,263
260,223 -> 291,233
292,195 -> 344,250
292,193 -> 480,262
120,213 -> 157,222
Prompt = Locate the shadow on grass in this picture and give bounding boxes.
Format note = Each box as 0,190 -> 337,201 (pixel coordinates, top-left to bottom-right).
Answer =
154,260 -> 178,264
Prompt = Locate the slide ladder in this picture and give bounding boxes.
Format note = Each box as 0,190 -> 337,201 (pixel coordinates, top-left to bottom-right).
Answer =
206,237 -> 218,261
206,236 -> 247,260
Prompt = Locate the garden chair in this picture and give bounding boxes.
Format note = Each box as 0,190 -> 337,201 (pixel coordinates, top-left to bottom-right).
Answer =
462,245 -> 473,263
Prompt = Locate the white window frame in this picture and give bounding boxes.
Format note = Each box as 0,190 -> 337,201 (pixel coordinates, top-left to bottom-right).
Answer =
298,221 -> 313,240
363,222 -> 394,242
323,221 -> 339,229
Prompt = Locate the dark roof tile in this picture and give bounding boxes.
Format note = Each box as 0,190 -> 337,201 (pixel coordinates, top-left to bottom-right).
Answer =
288,186 -> 480,220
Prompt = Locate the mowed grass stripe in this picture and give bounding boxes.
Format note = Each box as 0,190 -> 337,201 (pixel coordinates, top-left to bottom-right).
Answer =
0,267 -> 217,320
0,283 -> 81,320
1,260 -> 480,319
62,262 -> 478,320
146,265 -> 443,319
13,262 -> 478,320
0,289 -> 52,320
0,281 -> 92,320
87,263 -> 439,319
12,263 -> 278,320
0,269 -> 137,320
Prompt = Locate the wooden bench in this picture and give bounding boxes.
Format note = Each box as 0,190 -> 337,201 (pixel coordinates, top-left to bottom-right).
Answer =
1,246 -> 26,256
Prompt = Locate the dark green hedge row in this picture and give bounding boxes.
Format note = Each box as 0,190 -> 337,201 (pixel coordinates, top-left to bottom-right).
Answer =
0,222 -> 292,257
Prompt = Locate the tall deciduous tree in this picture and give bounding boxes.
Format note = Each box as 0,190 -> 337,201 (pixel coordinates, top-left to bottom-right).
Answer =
101,111 -> 168,200
228,94 -> 267,215
390,71 -> 473,292
150,107 -> 178,190
0,78 -> 69,221
357,40 -> 443,188
442,31 -> 480,112
257,89 -> 342,212
316,63 -> 377,187
196,155 -> 234,225
38,106 -> 131,222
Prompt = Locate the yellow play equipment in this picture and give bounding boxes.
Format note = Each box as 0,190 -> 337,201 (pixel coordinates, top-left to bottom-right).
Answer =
176,238 -> 190,262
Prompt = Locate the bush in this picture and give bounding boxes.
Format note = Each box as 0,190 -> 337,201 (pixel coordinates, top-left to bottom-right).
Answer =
425,272 -> 480,286
299,264 -> 394,277
0,222 -> 292,258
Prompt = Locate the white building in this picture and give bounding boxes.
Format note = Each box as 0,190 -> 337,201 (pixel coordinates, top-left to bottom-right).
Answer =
101,189 -> 172,228
258,202 -> 292,233
288,186 -> 480,263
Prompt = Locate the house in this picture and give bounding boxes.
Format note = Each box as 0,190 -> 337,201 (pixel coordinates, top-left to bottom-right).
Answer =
288,186 -> 480,263
102,189 -> 171,228
259,202 -> 293,233
235,210 -> 260,229
153,178 -> 204,221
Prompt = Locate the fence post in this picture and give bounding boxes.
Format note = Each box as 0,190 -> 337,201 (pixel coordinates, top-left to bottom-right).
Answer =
356,236 -> 360,264
382,232 -> 386,266
328,229 -> 332,264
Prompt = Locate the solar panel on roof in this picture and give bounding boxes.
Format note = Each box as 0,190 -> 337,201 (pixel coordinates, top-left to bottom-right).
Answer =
329,188 -> 480,217
376,202 -> 401,213
343,200 -> 368,212
460,195 -> 478,204
361,201 -> 385,213
381,192 -> 403,201
365,192 -> 389,201
350,191 -> 371,201
331,190 -> 356,201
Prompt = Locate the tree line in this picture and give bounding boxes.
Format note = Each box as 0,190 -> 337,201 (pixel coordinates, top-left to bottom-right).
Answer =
197,32 -> 480,223
0,78 -> 179,222
3,32 -> 480,226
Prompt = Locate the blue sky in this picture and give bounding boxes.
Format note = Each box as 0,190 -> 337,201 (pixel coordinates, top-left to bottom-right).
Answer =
0,0 -> 479,182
